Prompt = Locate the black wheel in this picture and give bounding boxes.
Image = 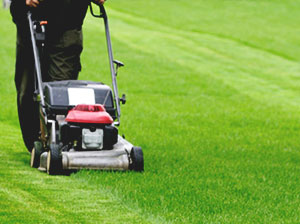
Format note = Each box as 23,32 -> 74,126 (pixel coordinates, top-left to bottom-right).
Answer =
47,143 -> 62,175
129,146 -> 144,172
30,141 -> 43,168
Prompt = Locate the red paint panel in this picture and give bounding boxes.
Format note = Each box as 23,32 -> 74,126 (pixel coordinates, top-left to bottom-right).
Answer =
65,104 -> 113,124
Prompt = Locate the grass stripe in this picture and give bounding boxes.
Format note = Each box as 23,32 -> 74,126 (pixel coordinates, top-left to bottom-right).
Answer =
0,122 -> 159,223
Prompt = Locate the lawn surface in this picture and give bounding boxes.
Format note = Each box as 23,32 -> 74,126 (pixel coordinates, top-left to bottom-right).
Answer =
1,1 -> 300,223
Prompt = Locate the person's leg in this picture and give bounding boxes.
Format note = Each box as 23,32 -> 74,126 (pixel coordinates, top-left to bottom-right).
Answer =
14,25 -> 40,152
46,29 -> 83,81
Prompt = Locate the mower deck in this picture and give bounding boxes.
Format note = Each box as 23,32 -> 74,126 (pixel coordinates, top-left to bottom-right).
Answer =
38,135 -> 135,172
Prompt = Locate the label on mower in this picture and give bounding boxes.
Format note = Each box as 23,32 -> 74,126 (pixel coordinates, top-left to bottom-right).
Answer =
68,88 -> 95,105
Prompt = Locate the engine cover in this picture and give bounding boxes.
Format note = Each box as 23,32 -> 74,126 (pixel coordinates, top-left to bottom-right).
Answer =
65,104 -> 113,124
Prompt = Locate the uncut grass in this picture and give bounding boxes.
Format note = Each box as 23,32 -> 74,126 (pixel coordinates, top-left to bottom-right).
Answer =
1,0 -> 300,223
80,1 -> 300,223
0,8 -> 18,126
110,0 -> 300,61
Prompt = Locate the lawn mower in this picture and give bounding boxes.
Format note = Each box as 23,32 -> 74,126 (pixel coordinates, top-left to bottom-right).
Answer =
28,3 -> 144,174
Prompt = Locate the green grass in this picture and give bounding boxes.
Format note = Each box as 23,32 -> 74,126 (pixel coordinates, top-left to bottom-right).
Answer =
1,0 -> 300,223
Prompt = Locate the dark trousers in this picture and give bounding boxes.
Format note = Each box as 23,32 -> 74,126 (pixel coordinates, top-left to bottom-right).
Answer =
14,24 -> 83,152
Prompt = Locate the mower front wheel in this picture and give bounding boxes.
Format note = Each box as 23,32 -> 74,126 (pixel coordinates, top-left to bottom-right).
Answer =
47,143 -> 62,175
129,146 -> 144,172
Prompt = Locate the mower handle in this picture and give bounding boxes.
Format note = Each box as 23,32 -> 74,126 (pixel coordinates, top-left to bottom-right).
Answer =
90,1 -> 106,19
89,3 -> 122,126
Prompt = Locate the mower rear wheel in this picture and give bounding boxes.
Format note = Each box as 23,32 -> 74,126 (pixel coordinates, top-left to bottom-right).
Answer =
47,143 -> 62,175
129,146 -> 144,172
30,141 -> 43,168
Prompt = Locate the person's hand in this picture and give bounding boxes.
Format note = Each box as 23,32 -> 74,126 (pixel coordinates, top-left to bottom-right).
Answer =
26,0 -> 40,7
94,0 -> 105,5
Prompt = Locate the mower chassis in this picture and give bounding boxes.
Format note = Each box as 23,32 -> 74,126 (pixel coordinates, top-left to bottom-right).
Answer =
38,135 -> 133,172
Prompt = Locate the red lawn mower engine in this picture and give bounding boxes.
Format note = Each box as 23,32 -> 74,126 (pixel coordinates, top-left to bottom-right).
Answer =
63,104 -> 118,150
42,80 -> 119,152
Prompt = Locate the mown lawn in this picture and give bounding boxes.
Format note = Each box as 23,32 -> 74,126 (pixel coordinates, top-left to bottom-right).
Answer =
1,1 -> 300,223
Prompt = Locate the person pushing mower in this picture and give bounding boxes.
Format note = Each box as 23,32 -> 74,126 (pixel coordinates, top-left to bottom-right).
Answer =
10,0 -> 105,152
